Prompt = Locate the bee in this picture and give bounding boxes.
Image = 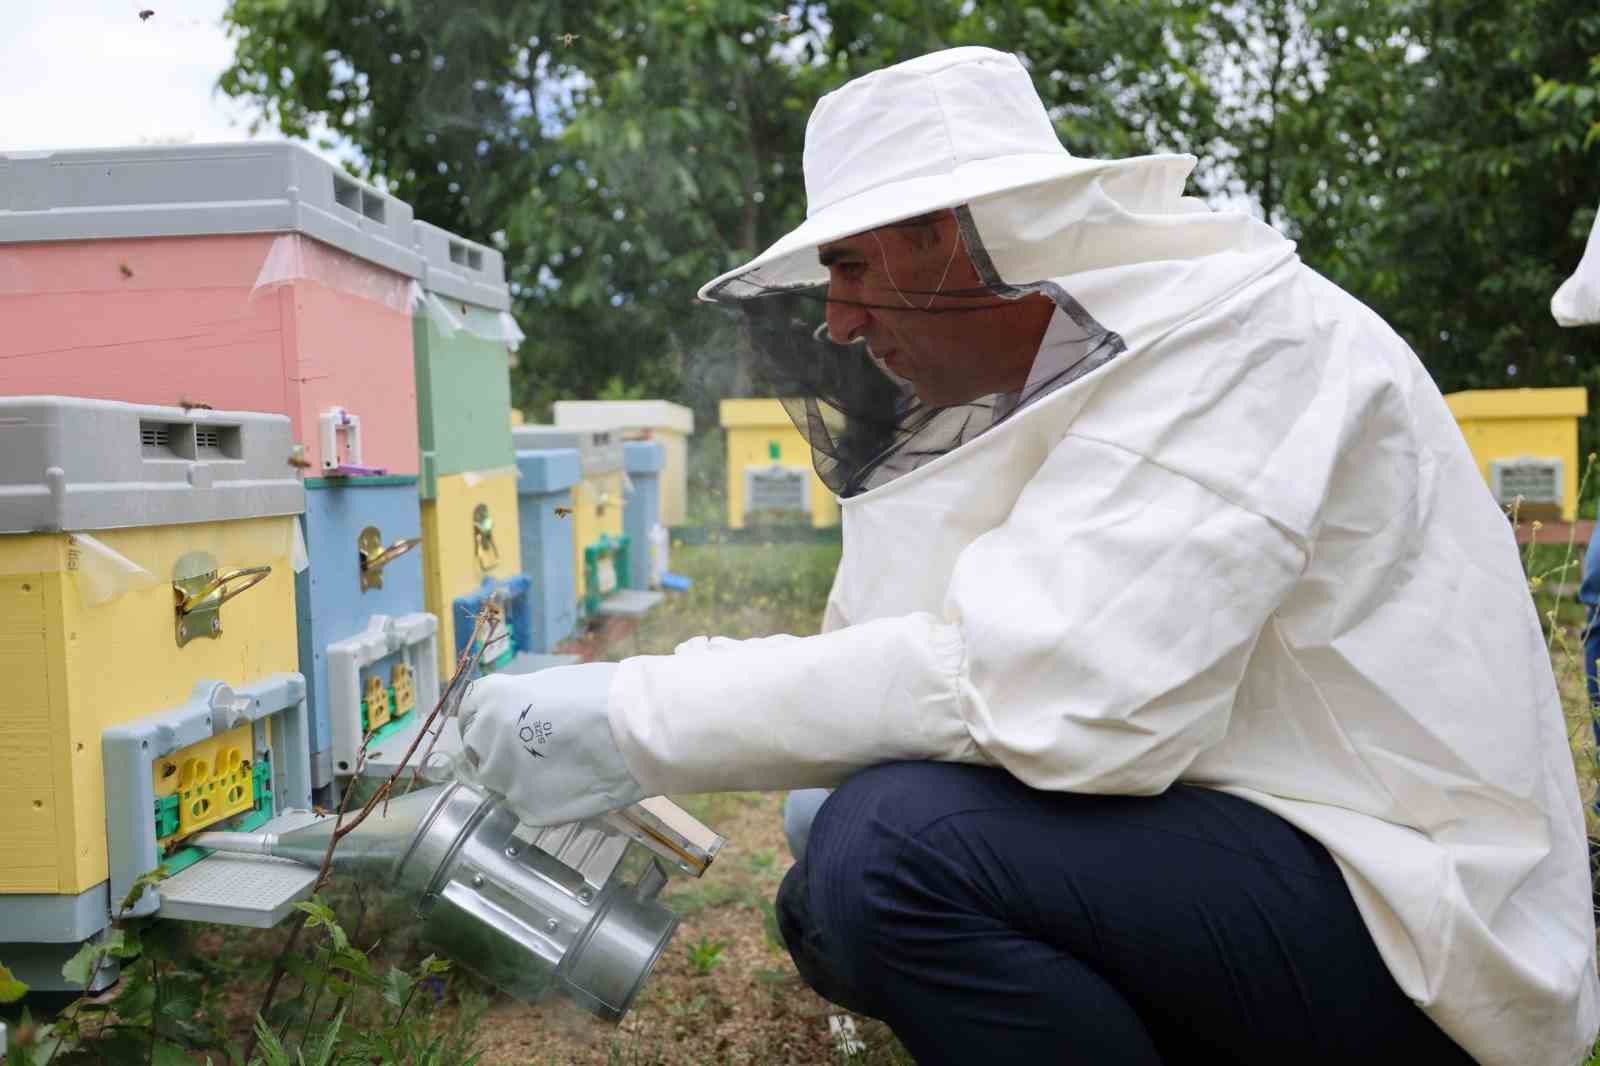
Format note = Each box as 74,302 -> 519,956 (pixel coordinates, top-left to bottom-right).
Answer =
118,262 -> 134,278
312,805 -> 329,817
178,397 -> 213,411
139,8 -> 155,20
287,454 -> 313,470
554,506 -> 574,518
769,12 -> 792,26
560,32 -> 580,47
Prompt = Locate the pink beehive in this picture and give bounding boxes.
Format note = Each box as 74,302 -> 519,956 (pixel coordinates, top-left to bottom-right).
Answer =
0,144 -> 424,476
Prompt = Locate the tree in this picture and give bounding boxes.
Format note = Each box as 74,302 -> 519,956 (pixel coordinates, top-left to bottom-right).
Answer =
221,0 -> 1598,480
219,0 -> 1217,422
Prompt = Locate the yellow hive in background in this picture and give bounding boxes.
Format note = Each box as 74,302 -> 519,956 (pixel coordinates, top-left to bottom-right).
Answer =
419,469 -> 524,675
1444,387 -> 1590,522
571,468 -> 627,602
719,399 -> 840,530
0,516 -> 299,896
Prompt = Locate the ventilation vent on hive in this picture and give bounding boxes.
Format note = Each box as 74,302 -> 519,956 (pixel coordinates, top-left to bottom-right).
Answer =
449,240 -> 485,271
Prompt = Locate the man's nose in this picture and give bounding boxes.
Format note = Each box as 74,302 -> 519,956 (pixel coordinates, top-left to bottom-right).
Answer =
825,290 -> 870,346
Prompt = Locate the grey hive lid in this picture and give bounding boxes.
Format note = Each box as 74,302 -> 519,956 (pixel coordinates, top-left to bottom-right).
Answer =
412,220 -> 510,311
0,142 -> 423,279
0,396 -> 306,533
513,426 -> 624,477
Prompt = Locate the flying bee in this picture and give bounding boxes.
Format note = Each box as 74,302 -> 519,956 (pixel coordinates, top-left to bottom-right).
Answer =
560,32 -> 580,47
118,262 -> 134,278
139,9 -> 155,21
554,506 -> 574,518
769,12 -> 792,26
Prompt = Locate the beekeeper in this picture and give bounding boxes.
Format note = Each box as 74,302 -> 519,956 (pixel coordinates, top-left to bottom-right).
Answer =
459,47 -> 1599,1065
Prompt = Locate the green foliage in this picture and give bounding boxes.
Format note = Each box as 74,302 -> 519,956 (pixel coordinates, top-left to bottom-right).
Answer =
0,962 -> 27,1004
4,891 -> 482,1066
218,1 -> 1600,459
683,935 -> 727,976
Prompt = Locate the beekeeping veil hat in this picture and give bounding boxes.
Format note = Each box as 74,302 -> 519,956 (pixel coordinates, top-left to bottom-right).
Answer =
1552,201 -> 1600,326
696,46 -> 1243,497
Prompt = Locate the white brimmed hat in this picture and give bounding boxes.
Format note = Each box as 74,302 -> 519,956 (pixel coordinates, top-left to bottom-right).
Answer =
698,46 -> 1125,302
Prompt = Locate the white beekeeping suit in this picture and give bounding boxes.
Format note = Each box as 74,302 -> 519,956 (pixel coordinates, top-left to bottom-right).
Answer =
465,47 -> 1600,1066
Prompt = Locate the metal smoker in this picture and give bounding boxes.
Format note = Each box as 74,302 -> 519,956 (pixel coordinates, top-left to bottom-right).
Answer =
194,783 -> 723,1022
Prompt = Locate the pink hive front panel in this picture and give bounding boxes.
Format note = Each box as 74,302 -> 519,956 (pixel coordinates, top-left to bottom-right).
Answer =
0,234 -> 419,476
286,267 -> 419,477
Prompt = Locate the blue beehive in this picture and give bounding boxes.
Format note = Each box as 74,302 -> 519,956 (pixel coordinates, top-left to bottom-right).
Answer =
623,441 -> 665,591
295,477 -> 439,788
515,448 -> 581,652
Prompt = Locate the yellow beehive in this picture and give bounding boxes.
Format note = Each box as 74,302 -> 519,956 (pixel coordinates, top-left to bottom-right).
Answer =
719,399 -> 839,530
419,469 -> 524,675
1,516 -> 299,896
1444,387 -> 1590,522
571,468 -> 627,601
553,400 -> 696,527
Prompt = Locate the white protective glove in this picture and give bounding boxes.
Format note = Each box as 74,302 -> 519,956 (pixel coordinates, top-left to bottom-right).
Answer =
456,663 -> 646,827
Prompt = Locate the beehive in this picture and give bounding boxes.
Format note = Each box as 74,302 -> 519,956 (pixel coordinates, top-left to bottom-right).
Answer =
553,401 -> 695,526
513,426 -> 628,614
718,399 -> 839,529
515,448 -> 582,653
419,470 -> 526,677
297,477 -> 439,786
0,143 -> 425,476
411,221 -> 520,499
1444,387 -> 1590,522
0,398 -> 303,901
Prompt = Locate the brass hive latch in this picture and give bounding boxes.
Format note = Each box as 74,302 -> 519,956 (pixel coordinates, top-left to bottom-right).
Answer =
358,525 -> 422,592
473,503 -> 500,571
173,550 -> 272,648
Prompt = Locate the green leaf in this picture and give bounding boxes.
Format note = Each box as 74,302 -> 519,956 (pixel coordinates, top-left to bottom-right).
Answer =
382,965 -> 416,1009
251,1013 -> 293,1066
417,953 -> 451,977
153,1040 -> 195,1066
307,1002 -> 348,1066
118,866 -> 170,914
60,935 -> 112,988
293,899 -> 349,954
0,960 -> 28,1003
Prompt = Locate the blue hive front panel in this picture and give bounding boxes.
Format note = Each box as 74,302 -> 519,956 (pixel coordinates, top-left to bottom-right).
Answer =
296,479 -> 428,764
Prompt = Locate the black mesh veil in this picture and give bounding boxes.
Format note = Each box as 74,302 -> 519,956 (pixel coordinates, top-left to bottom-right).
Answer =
721,206 -> 1127,498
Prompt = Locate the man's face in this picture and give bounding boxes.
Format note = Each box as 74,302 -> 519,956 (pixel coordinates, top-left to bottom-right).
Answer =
819,213 -> 1038,407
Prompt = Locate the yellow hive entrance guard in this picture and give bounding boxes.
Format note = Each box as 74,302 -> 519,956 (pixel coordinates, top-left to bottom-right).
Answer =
1444,387 -> 1590,522
718,399 -> 840,529
153,723 -> 260,848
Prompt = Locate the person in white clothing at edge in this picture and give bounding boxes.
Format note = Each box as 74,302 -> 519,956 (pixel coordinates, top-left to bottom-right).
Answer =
456,47 -> 1600,1065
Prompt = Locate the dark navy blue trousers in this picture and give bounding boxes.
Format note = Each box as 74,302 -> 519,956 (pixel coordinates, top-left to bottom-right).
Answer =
776,762 -> 1475,1065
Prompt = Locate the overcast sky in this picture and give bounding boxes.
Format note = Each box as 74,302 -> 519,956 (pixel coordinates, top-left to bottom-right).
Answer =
1,0 -> 335,159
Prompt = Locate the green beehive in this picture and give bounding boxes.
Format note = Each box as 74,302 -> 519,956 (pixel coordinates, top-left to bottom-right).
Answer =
412,221 -> 521,499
